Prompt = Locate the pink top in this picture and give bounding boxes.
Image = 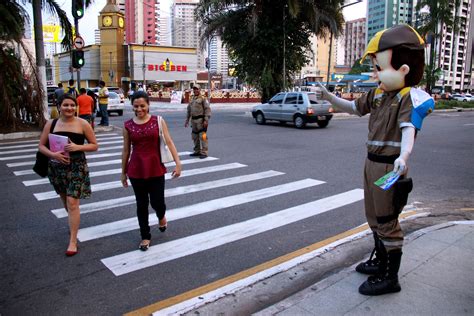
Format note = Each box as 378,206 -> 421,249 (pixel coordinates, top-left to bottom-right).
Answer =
124,115 -> 167,179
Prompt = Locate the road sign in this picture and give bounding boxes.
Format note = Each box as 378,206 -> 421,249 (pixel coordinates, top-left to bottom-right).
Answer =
73,36 -> 85,50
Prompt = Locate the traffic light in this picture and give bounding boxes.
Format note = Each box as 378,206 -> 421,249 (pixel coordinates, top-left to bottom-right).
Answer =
72,50 -> 85,69
205,57 -> 210,69
72,0 -> 85,20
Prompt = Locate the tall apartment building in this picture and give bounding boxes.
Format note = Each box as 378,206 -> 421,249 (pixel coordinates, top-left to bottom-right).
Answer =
344,18 -> 366,67
366,0 -> 414,43
125,0 -> 160,44
424,0 -> 474,92
171,0 -> 205,68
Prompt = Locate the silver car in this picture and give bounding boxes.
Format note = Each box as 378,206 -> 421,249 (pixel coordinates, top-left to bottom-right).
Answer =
107,91 -> 124,116
251,92 -> 333,128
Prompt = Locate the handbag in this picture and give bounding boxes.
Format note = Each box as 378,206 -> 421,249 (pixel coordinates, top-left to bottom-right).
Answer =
32,119 -> 58,177
157,115 -> 174,163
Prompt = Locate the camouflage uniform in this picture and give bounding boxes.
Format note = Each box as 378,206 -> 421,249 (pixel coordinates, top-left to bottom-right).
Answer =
186,94 -> 211,156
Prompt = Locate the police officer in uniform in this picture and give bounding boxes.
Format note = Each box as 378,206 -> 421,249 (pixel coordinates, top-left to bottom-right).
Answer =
318,24 -> 435,296
184,84 -> 211,159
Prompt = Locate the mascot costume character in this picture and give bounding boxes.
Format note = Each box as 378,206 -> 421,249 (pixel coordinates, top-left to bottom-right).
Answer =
318,24 -> 435,296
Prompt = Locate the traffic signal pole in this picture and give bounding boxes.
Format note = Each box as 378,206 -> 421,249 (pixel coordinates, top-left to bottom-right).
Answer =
75,18 -> 81,89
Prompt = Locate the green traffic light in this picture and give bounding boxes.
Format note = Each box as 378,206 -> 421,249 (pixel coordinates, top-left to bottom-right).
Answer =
76,10 -> 84,17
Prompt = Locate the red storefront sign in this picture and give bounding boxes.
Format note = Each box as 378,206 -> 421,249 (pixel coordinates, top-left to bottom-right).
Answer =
147,64 -> 188,72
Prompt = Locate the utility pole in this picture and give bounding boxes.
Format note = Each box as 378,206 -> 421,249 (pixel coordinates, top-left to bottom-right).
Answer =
32,0 -> 48,119
283,4 -> 286,91
109,52 -> 114,86
207,36 -> 212,104
142,41 -> 147,89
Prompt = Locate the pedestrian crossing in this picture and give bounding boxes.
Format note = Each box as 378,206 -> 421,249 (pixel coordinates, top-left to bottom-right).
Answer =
1,133 -> 364,278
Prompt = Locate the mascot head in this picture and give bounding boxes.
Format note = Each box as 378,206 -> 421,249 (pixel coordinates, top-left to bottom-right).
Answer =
361,24 -> 425,92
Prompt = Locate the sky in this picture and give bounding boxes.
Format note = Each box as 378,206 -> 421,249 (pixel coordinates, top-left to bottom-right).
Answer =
26,0 -> 365,46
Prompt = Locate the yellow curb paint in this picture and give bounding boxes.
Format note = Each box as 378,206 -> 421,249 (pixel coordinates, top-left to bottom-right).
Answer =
459,208 -> 474,212
126,211 -> 417,315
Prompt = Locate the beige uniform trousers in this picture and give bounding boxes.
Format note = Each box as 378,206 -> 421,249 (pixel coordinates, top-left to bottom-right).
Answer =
364,158 -> 404,251
191,119 -> 208,155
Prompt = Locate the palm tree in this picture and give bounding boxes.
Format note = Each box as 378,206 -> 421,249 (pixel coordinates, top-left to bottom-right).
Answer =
415,0 -> 453,94
196,0 -> 345,102
0,0 -> 93,132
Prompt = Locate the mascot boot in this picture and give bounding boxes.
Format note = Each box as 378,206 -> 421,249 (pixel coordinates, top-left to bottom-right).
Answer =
356,232 -> 381,275
359,241 -> 402,295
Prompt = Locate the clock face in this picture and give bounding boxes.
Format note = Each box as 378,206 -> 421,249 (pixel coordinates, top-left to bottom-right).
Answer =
102,16 -> 112,27
118,17 -> 124,28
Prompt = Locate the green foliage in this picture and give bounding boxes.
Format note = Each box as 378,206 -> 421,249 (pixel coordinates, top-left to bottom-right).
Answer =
348,58 -> 370,74
197,0 -> 345,102
435,100 -> 474,109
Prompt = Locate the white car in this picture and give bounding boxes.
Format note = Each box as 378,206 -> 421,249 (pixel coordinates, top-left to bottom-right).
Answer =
106,91 -> 124,116
451,93 -> 473,102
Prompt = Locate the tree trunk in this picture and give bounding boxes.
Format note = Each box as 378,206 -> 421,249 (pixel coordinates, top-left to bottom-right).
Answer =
32,0 -> 48,119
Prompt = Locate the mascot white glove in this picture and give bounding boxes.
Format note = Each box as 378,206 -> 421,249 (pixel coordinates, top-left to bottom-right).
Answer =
316,82 -> 359,115
393,127 -> 416,175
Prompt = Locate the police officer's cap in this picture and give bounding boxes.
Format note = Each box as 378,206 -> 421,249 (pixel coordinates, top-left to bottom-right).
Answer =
360,24 -> 425,64
193,83 -> 201,89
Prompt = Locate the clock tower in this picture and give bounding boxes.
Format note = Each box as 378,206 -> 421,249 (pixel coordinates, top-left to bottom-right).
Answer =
98,0 -> 125,87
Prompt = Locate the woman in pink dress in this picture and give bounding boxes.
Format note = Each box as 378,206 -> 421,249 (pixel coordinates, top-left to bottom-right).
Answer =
121,91 -> 182,251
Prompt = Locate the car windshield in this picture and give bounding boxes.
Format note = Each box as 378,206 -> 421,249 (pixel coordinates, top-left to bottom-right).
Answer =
108,92 -> 119,99
269,93 -> 284,104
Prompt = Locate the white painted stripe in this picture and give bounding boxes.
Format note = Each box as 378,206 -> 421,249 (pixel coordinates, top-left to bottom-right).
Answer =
78,179 -> 324,241
25,161 -> 238,187
51,171 -> 284,218
36,160 -> 234,199
0,143 -> 38,150
0,133 -> 118,148
101,189 -> 364,276
95,135 -> 123,141
0,139 -> 123,156
12,153 -> 209,176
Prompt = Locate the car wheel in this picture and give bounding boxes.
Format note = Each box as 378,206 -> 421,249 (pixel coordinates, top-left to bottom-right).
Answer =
255,112 -> 266,125
293,115 -> 306,128
117,110 -> 123,116
317,120 -> 329,128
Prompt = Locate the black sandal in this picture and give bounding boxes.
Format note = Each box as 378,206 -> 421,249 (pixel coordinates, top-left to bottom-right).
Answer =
139,240 -> 150,251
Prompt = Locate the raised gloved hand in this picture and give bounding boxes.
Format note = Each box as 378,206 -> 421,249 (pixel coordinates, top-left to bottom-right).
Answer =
316,82 -> 358,115
393,127 -> 416,175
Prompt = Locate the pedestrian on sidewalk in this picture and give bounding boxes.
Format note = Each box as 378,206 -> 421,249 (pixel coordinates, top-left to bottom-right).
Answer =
318,24 -> 435,296
184,84 -> 211,159
121,91 -> 182,251
98,80 -> 109,126
77,88 -> 94,125
67,79 -> 79,98
38,94 -> 98,257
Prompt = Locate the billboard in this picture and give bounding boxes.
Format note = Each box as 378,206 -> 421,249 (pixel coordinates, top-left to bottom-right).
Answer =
42,25 -> 61,43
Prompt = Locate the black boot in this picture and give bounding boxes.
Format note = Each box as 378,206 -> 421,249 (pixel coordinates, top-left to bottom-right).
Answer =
359,249 -> 402,296
356,233 -> 380,275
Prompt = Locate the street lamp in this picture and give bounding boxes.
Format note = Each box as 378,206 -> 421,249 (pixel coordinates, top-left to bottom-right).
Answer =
326,0 -> 363,89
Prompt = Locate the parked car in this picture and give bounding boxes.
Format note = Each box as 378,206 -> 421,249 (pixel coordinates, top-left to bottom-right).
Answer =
451,93 -> 473,102
108,87 -> 125,103
251,92 -> 333,128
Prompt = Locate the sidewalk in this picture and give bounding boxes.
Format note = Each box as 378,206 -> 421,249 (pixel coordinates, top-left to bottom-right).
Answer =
256,221 -> 474,316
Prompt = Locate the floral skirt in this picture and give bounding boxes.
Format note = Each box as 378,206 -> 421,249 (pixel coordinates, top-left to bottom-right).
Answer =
47,153 -> 91,199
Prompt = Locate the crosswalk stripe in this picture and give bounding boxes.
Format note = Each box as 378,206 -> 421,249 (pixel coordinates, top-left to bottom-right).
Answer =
24,160 -> 233,187
78,179 -> 325,242
13,154 -> 210,176
0,133 -> 120,148
0,141 -> 123,155
7,150 -> 192,168
101,189 -> 364,276
51,170 -> 284,218
35,163 -> 246,199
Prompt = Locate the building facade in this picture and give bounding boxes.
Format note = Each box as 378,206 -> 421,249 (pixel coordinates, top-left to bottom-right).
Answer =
366,0 -> 414,44
125,0 -> 160,44
344,18 -> 366,67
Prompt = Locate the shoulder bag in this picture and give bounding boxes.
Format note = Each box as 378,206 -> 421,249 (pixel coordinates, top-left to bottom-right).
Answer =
33,119 -> 58,177
157,116 -> 174,163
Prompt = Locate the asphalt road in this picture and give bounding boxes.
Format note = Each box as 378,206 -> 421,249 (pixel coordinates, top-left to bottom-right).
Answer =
0,106 -> 472,315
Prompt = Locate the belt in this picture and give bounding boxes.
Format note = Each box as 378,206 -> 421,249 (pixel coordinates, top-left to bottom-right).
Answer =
192,115 -> 205,120
367,152 -> 398,164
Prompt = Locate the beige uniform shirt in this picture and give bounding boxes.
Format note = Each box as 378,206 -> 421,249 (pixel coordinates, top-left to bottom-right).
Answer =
355,87 -> 414,157
187,95 -> 211,122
